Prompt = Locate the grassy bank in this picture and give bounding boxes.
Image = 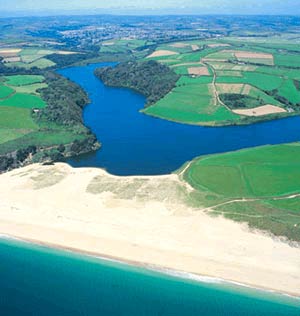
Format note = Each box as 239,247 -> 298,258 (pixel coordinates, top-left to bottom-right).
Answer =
182,143 -> 300,242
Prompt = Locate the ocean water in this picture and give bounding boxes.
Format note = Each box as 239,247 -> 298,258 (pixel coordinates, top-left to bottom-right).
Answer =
0,237 -> 299,316
59,63 -> 300,176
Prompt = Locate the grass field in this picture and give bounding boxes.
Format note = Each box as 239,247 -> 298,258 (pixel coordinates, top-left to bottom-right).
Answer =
0,75 -> 47,111
0,85 -> 14,98
100,39 -> 152,55
0,93 -> 46,108
0,129 -> 33,145
144,83 -> 240,125
183,143 -> 300,241
5,75 -> 45,86
0,129 -> 86,156
0,107 -> 39,129
0,74 -> 47,149
14,83 -> 48,95
0,106 -> 39,145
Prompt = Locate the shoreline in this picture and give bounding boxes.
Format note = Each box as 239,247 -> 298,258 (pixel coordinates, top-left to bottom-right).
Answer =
1,233 -> 300,301
0,163 -> 300,300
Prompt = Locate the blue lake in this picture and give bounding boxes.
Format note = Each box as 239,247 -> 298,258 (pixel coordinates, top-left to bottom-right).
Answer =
59,62 -> 300,176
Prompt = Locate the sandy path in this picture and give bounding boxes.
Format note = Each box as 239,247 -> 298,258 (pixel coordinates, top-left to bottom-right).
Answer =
0,163 -> 299,296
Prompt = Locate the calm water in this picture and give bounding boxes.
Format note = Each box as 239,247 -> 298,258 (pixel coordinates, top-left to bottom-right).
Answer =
0,238 -> 299,316
59,62 -> 300,175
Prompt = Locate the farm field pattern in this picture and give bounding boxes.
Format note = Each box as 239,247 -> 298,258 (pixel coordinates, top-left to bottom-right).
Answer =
144,37 -> 300,126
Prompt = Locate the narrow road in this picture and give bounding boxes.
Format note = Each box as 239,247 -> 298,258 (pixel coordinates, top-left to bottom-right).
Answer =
203,61 -> 232,111
200,193 -> 300,213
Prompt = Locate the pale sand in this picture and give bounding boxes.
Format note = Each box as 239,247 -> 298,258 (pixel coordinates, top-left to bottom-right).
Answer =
233,105 -> 287,116
191,44 -> 200,51
0,163 -> 299,296
0,48 -> 21,54
207,44 -> 231,48
147,50 -> 179,58
216,83 -> 246,94
188,67 -> 210,76
57,50 -> 77,55
3,56 -> 21,63
102,42 -> 115,46
170,43 -> 190,48
234,51 -> 273,60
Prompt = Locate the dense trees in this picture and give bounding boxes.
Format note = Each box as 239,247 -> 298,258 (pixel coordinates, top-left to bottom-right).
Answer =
219,93 -> 265,109
47,52 -> 99,68
0,156 -> 14,171
265,89 -> 293,106
294,79 -> 300,91
95,60 -> 179,106
37,72 -> 89,126
16,146 -> 37,162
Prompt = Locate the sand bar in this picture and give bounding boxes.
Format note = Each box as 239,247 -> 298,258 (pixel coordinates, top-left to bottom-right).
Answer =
0,163 -> 299,297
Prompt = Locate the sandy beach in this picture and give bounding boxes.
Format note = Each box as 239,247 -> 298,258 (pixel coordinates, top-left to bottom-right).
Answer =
0,163 -> 299,297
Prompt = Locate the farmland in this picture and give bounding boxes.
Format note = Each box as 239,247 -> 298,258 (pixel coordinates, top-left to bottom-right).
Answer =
0,75 -> 47,159
0,47 -> 80,70
182,143 -> 300,241
0,70 -> 99,171
0,75 -> 47,110
143,36 -> 300,126
0,48 -> 57,69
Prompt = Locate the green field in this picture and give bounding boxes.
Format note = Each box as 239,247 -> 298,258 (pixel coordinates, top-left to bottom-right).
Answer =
0,85 -> 14,99
183,143 -> 300,241
0,74 -> 47,150
0,107 -> 38,129
0,93 -> 46,108
100,39 -> 152,55
0,106 -> 39,145
0,129 -> 33,145
14,83 -> 48,94
0,75 -> 47,110
5,75 -> 45,86
144,83 -> 240,125
0,129 -> 86,156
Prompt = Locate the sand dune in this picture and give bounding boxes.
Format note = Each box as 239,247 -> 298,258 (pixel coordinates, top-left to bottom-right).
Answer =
0,163 -> 299,296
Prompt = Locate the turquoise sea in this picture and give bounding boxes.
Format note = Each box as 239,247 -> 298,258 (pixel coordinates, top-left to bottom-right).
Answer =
0,237 -> 299,316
